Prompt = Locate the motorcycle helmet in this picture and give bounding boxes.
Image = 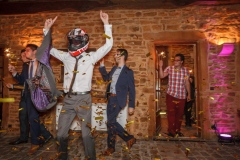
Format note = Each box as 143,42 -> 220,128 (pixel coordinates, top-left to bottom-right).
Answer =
67,28 -> 89,57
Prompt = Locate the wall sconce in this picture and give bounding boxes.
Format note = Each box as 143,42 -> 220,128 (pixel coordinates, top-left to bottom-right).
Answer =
218,43 -> 235,57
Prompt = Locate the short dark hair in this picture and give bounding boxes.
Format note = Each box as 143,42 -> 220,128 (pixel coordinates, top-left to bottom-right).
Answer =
175,53 -> 185,62
117,48 -> 128,61
21,49 -> 25,53
26,44 -> 38,51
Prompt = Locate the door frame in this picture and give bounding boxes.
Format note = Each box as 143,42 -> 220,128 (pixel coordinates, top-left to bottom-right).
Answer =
146,31 -> 209,139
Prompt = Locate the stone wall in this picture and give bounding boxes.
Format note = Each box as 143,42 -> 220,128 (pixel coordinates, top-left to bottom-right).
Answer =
0,4 -> 240,139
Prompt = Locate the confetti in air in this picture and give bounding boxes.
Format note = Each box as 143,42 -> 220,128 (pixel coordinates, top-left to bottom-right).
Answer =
102,33 -> 111,39
185,148 -> 190,157
80,106 -> 90,110
159,111 -> 166,115
198,111 -> 204,114
172,100 -> 179,104
209,97 -> 214,100
56,141 -> 60,145
95,116 -> 104,120
61,110 -> 66,113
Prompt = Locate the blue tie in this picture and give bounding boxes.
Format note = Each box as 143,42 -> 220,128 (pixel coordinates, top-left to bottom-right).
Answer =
29,61 -> 34,78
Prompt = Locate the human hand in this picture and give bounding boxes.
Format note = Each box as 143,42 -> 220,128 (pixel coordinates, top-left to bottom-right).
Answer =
100,59 -> 104,66
8,64 -> 17,74
159,59 -> 163,67
44,16 -> 58,30
187,95 -> 191,102
100,10 -> 109,25
5,83 -> 13,89
128,107 -> 135,115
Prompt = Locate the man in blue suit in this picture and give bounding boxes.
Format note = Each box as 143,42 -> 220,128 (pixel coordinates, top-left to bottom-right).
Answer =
99,49 -> 136,156
6,49 -> 30,145
8,44 -> 55,155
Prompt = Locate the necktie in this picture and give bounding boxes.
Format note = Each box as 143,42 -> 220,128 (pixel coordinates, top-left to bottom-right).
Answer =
29,61 -> 34,78
68,55 -> 83,97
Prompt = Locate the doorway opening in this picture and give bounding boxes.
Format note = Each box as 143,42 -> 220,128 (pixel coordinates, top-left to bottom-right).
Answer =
155,43 -> 200,138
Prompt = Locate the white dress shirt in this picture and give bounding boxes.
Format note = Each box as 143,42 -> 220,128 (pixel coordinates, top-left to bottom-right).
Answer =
46,25 -> 113,93
28,58 -> 38,78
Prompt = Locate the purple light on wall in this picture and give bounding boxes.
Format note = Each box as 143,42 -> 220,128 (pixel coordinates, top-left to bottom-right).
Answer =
218,43 -> 234,56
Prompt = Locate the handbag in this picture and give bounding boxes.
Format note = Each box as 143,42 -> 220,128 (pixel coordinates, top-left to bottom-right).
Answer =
27,62 -> 56,112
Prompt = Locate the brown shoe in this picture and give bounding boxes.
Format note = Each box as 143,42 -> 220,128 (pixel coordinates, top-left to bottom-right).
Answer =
27,144 -> 40,155
127,138 -> 136,149
102,148 -> 115,156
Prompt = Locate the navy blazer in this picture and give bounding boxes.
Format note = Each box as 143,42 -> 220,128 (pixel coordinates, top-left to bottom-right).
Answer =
99,65 -> 135,108
13,62 -> 29,92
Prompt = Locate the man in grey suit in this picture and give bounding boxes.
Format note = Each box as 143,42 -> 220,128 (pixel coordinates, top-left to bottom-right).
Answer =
44,10 -> 113,160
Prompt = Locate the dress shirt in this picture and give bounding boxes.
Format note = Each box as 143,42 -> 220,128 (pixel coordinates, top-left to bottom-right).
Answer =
110,65 -> 124,94
164,66 -> 189,99
44,25 -> 113,93
12,59 -> 38,78
28,59 -> 38,78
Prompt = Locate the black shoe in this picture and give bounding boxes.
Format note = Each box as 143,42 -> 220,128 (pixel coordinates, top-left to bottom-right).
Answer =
167,133 -> 175,137
44,134 -> 53,144
176,132 -> 184,137
9,139 -> 28,145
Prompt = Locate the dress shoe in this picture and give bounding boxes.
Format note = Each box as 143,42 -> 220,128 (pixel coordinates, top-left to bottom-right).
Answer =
9,139 -> 28,145
103,148 -> 115,156
167,133 -> 175,137
27,144 -> 40,155
176,131 -> 184,137
127,137 -> 136,149
44,134 -> 53,144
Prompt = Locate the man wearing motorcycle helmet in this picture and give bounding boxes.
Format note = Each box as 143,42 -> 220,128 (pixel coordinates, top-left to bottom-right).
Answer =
43,10 -> 113,160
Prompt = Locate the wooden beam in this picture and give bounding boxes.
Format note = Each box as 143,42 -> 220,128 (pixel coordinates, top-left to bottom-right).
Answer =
0,1 -> 104,15
0,0 -> 239,15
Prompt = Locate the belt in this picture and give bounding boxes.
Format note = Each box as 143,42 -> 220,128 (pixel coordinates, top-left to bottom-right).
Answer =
68,91 -> 90,95
110,93 -> 117,96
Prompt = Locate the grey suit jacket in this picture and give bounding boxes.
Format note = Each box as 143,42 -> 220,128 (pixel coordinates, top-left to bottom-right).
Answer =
27,29 -> 62,111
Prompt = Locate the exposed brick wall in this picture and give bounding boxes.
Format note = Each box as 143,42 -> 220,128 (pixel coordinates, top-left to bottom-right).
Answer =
0,5 -> 240,139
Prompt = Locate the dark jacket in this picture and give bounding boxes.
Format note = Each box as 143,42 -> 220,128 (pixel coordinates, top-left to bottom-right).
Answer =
13,62 -> 29,90
99,65 -> 135,108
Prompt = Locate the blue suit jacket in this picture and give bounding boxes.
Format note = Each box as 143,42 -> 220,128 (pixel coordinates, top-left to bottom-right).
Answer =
99,65 -> 135,108
13,62 -> 29,91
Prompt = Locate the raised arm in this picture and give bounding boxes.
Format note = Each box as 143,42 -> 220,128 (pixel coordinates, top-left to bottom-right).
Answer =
185,76 -> 191,102
36,16 -> 58,69
159,60 -> 168,78
99,59 -> 111,81
42,16 -> 67,62
90,11 -> 113,63
8,63 -> 27,84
